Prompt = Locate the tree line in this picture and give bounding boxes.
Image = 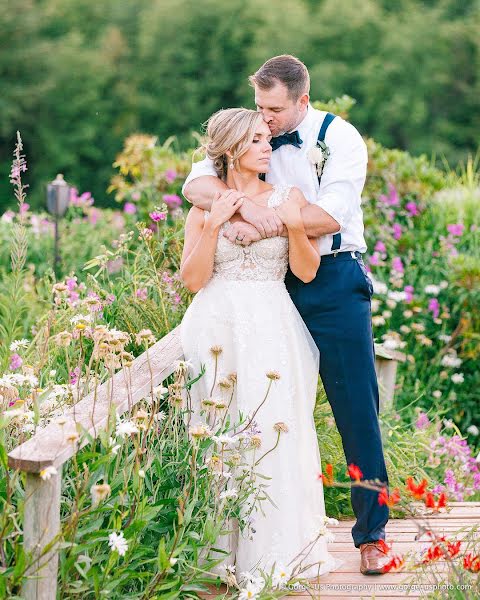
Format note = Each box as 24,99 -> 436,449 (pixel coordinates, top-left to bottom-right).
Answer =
1,0 -> 478,210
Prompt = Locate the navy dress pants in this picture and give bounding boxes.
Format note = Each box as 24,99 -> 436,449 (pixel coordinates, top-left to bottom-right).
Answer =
285,251 -> 389,548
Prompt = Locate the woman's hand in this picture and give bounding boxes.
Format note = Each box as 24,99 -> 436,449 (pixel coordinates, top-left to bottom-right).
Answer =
208,189 -> 244,229
274,200 -> 304,231
223,221 -> 262,246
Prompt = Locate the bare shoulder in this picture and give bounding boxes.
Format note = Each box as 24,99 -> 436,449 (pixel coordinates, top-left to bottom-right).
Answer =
287,186 -> 308,208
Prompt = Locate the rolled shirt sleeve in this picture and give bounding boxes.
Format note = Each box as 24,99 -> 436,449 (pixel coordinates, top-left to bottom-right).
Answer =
312,119 -> 368,231
182,157 -> 218,200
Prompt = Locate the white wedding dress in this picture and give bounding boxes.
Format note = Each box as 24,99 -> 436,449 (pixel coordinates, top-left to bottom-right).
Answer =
180,184 -> 341,581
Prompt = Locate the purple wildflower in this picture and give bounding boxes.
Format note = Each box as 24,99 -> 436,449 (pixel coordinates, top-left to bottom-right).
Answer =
379,183 -> 399,206
164,169 -> 177,184
415,412 -> 431,430
392,223 -> 402,240
70,366 -> 80,386
404,285 -> 414,303
149,211 -> 167,222
392,256 -> 404,274
405,202 -> 419,217
163,194 -> 182,208
124,202 -> 137,214
66,277 -> 77,291
9,353 -> 23,370
447,223 -> 464,237
428,298 -> 440,319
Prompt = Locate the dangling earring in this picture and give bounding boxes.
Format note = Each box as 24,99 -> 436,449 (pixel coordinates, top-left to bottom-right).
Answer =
229,160 -> 234,170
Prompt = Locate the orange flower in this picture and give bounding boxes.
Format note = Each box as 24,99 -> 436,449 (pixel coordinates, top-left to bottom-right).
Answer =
447,540 -> 461,558
427,536 -> 461,559
347,463 -> 363,481
378,487 -> 401,507
319,463 -> 334,486
424,491 -> 447,512
376,539 -> 392,554
463,553 -> 480,573
422,544 -> 443,564
382,554 -> 404,573
406,476 -> 428,499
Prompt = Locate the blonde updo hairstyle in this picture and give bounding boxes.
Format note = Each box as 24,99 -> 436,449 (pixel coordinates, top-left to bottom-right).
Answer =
201,108 -> 264,180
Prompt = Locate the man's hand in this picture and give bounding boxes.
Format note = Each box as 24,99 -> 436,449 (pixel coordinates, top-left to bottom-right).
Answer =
274,201 -> 304,232
239,198 -> 283,238
224,221 -> 262,246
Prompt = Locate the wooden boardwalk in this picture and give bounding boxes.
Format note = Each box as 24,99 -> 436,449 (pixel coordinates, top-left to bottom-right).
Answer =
202,502 -> 480,599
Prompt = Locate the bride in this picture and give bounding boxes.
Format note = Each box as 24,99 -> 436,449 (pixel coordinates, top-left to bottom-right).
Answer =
179,108 -> 340,581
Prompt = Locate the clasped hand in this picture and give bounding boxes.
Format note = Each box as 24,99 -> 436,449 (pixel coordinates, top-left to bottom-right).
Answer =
210,189 -> 301,246
218,191 -> 287,246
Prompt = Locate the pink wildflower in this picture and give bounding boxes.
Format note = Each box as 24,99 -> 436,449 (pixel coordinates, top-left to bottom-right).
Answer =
9,353 -> 23,370
393,223 -> 402,240
428,298 -> 440,319
447,223 -> 464,237
405,202 -> 419,217
164,169 -> 177,184
416,412 -> 431,430
163,194 -> 182,208
404,285 -> 414,303
380,183 -> 399,206
392,257 -> 404,274
149,211 -> 167,222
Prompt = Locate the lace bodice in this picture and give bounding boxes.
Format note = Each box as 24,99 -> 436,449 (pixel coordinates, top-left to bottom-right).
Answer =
205,184 -> 292,282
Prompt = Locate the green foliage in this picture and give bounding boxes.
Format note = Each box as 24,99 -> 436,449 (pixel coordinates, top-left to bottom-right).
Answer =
1,0 -> 480,211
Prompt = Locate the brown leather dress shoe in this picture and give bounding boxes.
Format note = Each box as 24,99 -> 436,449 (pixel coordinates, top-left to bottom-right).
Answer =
359,541 -> 391,575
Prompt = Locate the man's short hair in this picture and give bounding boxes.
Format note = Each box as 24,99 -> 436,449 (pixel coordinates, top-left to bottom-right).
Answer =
249,54 -> 310,101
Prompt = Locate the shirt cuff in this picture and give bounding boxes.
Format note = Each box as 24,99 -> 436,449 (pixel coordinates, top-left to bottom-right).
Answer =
313,192 -> 348,231
182,159 -> 217,197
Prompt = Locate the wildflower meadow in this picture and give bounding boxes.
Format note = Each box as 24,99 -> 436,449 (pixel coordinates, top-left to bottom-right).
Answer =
0,95 -> 479,599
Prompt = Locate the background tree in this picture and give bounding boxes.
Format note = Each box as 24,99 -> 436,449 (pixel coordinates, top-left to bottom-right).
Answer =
0,0 -> 478,211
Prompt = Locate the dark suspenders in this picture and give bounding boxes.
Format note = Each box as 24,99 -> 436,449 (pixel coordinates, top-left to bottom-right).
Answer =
261,111 -> 341,252
317,112 -> 341,252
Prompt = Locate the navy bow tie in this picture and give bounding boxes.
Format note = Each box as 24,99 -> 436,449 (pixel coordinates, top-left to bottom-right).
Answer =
270,130 -> 303,151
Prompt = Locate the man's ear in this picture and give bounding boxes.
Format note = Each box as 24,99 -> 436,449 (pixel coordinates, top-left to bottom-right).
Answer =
298,93 -> 310,111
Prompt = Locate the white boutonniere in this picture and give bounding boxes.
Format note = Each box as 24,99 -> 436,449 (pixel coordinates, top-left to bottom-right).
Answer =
307,140 -> 330,179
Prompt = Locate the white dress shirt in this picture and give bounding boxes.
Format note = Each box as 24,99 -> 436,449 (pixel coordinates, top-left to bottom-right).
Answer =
182,104 -> 368,256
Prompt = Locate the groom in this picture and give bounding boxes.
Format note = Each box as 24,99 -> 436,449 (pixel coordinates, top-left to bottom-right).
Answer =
182,55 -> 391,575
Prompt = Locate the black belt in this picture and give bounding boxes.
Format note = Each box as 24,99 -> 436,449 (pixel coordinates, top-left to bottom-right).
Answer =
320,250 -> 362,264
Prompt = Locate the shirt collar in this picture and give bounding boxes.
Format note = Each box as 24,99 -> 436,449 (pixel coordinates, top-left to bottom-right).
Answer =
288,104 -> 315,139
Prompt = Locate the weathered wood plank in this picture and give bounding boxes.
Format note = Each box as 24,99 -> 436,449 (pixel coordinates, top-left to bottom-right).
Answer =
199,506 -> 480,598
8,327 -> 183,473
23,468 -> 62,600
374,343 -> 406,411
330,531 -> 478,543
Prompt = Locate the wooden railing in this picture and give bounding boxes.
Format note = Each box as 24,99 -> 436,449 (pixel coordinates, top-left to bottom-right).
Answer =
7,327 -> 402,600
7,327 -> 183,600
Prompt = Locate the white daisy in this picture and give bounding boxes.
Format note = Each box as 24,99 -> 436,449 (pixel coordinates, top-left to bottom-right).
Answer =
108,531 -> 128,556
